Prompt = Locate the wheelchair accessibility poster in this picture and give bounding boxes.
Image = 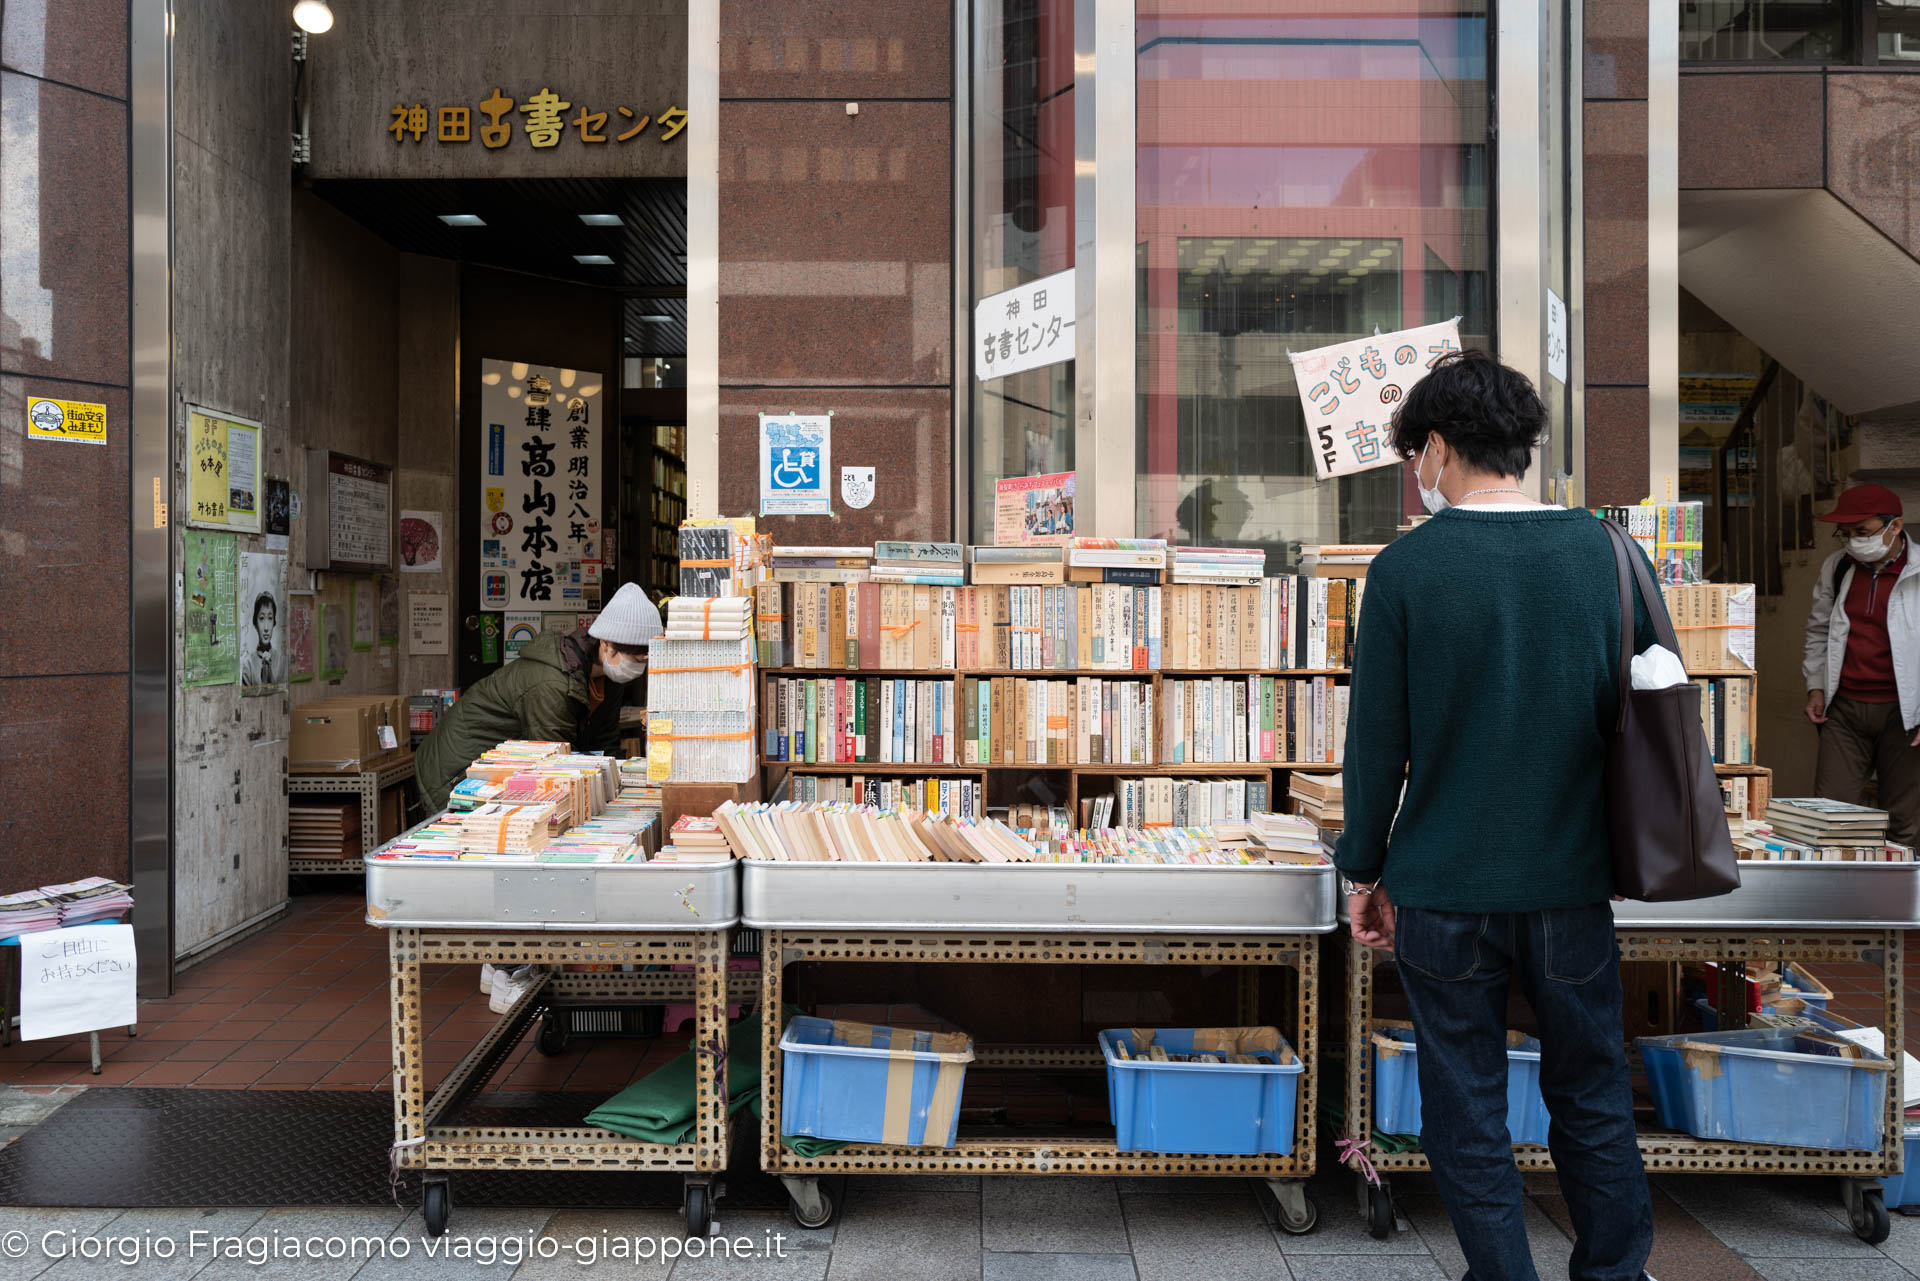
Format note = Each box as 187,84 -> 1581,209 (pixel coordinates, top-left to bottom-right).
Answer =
759,412 -> 833,516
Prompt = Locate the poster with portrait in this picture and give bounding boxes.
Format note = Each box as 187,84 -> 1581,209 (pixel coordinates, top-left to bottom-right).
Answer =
1287,317 -> 1461,480
288,592 -> 316,683
993,472 -> 1076,545
350,579 -> 377,652
478,359 -> 603,612
238,552 -> 286,695
320,604 -> 349,680
181,530 -> 238,688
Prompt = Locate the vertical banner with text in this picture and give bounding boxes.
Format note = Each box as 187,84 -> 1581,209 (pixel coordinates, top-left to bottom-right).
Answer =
479,360 -> 603,612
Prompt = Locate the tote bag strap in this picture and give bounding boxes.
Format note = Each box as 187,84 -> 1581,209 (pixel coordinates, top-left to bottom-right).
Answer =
1599,518 -> 1684,733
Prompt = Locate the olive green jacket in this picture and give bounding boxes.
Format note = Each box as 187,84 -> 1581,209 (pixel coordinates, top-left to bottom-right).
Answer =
414,630 -> 636,810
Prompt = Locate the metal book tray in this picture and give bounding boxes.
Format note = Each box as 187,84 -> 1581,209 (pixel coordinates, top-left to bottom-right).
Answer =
1610,861 -> 1920,930
740,859 -> 1336,933
365,857 -> 738,930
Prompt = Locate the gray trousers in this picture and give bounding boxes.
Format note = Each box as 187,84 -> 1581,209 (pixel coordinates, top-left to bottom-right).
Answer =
1815,696 -> 1920,847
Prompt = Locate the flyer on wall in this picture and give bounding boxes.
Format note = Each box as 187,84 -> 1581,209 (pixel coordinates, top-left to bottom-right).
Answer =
993,472 -> 1076,545
758,413 -> 832,516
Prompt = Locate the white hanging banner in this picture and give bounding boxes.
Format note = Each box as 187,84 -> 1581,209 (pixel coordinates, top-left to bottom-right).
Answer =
1287,318 -> 1463,481
974,268 -> 1075,382
18,924 -> 137,1041
479,360 -> 603,611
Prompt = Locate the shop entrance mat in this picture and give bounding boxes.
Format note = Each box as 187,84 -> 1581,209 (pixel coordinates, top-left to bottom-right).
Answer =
0,1089 -> 788,1210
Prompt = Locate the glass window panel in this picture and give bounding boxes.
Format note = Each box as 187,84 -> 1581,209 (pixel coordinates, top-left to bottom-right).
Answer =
969,0 -> 1075,541
1881,0 -> 1920,60
1679,1 -> 1849,62
1135,4 -> 1491,568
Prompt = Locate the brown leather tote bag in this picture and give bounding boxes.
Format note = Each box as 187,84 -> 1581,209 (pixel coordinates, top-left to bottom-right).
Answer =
1600,519 -> 1742,902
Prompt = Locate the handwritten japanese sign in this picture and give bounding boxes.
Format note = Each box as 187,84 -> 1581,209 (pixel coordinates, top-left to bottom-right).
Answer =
974,268 -> 1074,383
26,396 -> 106,445
187,408 -> 262,532
387,90 -> 686,150
1286,318 -> 1462,481
18,923 -> 137,1041
479,359 -> 603,612
759,414 -> 832,516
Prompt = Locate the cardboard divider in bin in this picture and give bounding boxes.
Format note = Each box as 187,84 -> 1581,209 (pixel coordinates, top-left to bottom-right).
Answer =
1124,1026 -> 1295,1065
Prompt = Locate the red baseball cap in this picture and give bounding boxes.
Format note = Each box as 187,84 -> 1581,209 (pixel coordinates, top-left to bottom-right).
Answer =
1819,483 -> 1903,524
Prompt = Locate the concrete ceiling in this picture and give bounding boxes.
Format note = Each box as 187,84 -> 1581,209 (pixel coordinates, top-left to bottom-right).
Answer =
1679,189 -> 1920,417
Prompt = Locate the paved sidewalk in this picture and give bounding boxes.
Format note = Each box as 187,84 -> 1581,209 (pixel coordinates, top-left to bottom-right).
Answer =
0,1169 -> 1913,1280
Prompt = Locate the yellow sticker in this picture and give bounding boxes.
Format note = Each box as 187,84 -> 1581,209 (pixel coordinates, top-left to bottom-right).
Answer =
26,397 -> 107,445
648,719 -> 673,783
485,487 -> 506,513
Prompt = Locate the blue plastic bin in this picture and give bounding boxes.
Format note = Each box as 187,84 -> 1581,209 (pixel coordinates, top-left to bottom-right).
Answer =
779,1016 -> 974,1148
1099,1028 -> 1303,1155
1778,963 -> 1832,1010
1880,1125 -> 1920,1208
1370,1023 -> 1552,1146
1637,1027 -> 1891,1151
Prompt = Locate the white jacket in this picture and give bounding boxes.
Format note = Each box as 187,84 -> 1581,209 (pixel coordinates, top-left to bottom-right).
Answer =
1803,537 -> 1920,730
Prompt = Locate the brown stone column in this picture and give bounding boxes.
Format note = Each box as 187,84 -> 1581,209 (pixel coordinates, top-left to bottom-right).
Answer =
1585,0 -> 1651,505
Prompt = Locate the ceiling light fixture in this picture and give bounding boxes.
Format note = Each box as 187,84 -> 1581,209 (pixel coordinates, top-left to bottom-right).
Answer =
438,214 -> 485,227
293,1 -> 333,33
639,314 -> 674,323
578,213 -> 624,227
573,254 -> 614,265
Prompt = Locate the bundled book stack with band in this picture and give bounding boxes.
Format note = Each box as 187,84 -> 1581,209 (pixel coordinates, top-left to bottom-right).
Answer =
1729,798 -> 1914,863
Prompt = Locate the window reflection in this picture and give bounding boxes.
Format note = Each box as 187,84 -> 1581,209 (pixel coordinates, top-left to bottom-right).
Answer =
1135,3 -> 1490,568
1679,1 -> 1848,62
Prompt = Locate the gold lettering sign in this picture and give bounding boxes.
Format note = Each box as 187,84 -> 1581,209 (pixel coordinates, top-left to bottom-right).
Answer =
389,90 -> 686,147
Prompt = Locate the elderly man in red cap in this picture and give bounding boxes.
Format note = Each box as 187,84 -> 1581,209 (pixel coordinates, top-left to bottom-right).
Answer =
1805,483 -> 1920,843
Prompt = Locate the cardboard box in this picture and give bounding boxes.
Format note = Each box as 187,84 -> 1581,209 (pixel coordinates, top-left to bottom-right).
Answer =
290,701 -> 380,769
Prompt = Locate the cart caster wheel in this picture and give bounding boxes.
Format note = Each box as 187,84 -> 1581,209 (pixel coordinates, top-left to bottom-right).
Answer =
788,1182 -> 834,1230
685,1184 -> 712,1237
1365,1182 -> 1394,1240
535,1011 -> 570,1056
1852,1187 -> 1891,1244
1275,1191 -> 1318,1235
422,1180 -> 451,1238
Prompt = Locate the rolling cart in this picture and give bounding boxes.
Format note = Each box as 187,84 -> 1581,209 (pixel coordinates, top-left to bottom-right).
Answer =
368,854 -> 741,1237
743,859 -> 1337,1232
1341,863 -> 1917,1246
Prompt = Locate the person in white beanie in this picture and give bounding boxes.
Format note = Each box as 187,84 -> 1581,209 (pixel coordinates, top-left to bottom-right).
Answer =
414,583 -> 665,811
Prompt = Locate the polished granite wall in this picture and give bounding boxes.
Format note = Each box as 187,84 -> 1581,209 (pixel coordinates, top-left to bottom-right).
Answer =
1584,0 -> 1651,507
715,0 -> 954,542
0,0 -> 133,887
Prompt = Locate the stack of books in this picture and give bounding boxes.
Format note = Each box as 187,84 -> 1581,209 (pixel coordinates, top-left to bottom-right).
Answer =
1693,675 -> 1754,764
789,774 -> 983,818
653,599 -> 759,783
653,815 -> 735,863
1170,546 -> 1265,585
1108,776 -> 1268,827
769,545 -> 872,585
1288,772 -> 1344,830
1250,811 -> 1327,864
0,890 -> 63,936
1764,798 -> 1888,848
677,517 -> 764,599
662,595 -> 753,642
452,802 -> 558,854
968,545 -> 1066,585
958,676 -> 1154,765
1599,502 -> 1703,585
46,877 -> 134,925
290,798 -> 361,859
871,541 -> 965,586
1163,677 -> 1347,764
1068,537 -> 1167,586
1300,545 -> 1383,579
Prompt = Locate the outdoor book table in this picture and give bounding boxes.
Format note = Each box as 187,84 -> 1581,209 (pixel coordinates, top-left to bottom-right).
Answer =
1339,863 -> 1919,1246
365,845 -> 751,1237
743,859 -> 1338,1232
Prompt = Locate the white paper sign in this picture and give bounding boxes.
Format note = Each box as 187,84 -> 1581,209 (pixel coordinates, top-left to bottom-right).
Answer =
1546,289 -> 1568,385
480,360 -> 603,611
19,924 -> 137,1041
974,268 -> 1075,383
1287,318 -> 1463,481
759,414 -> 832,516
408,593 -> 449,655
841,466 -> 875,509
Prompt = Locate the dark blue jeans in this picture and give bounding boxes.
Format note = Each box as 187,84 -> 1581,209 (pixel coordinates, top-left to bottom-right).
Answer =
1394,903 -> 1652,1281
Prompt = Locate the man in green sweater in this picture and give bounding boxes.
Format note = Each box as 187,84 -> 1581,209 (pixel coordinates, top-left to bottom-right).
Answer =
1335,351 -> 1664,1281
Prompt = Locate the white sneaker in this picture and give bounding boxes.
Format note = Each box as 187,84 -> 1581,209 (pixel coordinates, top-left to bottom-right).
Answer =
489,964 -> 540,1014
479,964 -> 498,995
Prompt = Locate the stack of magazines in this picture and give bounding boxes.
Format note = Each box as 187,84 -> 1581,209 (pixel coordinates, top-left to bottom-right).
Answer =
45,877 -> 134,925
0,891 -> 63,936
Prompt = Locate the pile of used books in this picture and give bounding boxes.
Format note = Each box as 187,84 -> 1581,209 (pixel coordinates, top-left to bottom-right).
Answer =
1249,811 -> 1327,865
1732,798 -> 1912,862
1170,545 -> 1265,585
1288,772 -> 1344,832
48,877 -> 135,925
652,814 -> 734,863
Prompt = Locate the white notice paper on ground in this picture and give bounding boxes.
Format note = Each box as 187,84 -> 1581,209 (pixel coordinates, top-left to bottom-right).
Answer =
18,923 -> 137,1041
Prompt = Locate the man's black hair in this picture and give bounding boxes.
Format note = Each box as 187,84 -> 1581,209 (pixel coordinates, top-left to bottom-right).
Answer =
1388,349 -> 1547,479
252,592 -> 277,623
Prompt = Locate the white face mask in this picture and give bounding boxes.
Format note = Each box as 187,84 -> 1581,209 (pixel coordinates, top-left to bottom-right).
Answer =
602,653 -> 646,684
1849,527 -> 1897,564
1416,439 -> 1450,515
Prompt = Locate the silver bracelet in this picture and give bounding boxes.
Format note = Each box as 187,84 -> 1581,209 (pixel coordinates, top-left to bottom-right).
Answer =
1342,877 -> 1381,896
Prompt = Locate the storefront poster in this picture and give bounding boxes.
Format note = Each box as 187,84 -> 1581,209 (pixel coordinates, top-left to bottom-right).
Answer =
264,478 -> 291,552
182,530 -> 239,687
407,593 -> 449,656
1680,372 -> 1762,427
993,471 -> 1076,545
238,551 -> 286,695
350,579 -> 377,652
26,396 -> 107,446
377,574 -> 400,646
1287,317 -> 1462,481
478,359 -> 602,612
841,466 -> 875,510
319,604 -> 349,680
288,591 -> 317,683
399,509 -> 444,572
187,408 -> 263,532
503,611 -> 541,664
759,413 -> 832,516
974,267 -> 1074,382
18,923 -> 136,1041
541,612 -> 577,634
